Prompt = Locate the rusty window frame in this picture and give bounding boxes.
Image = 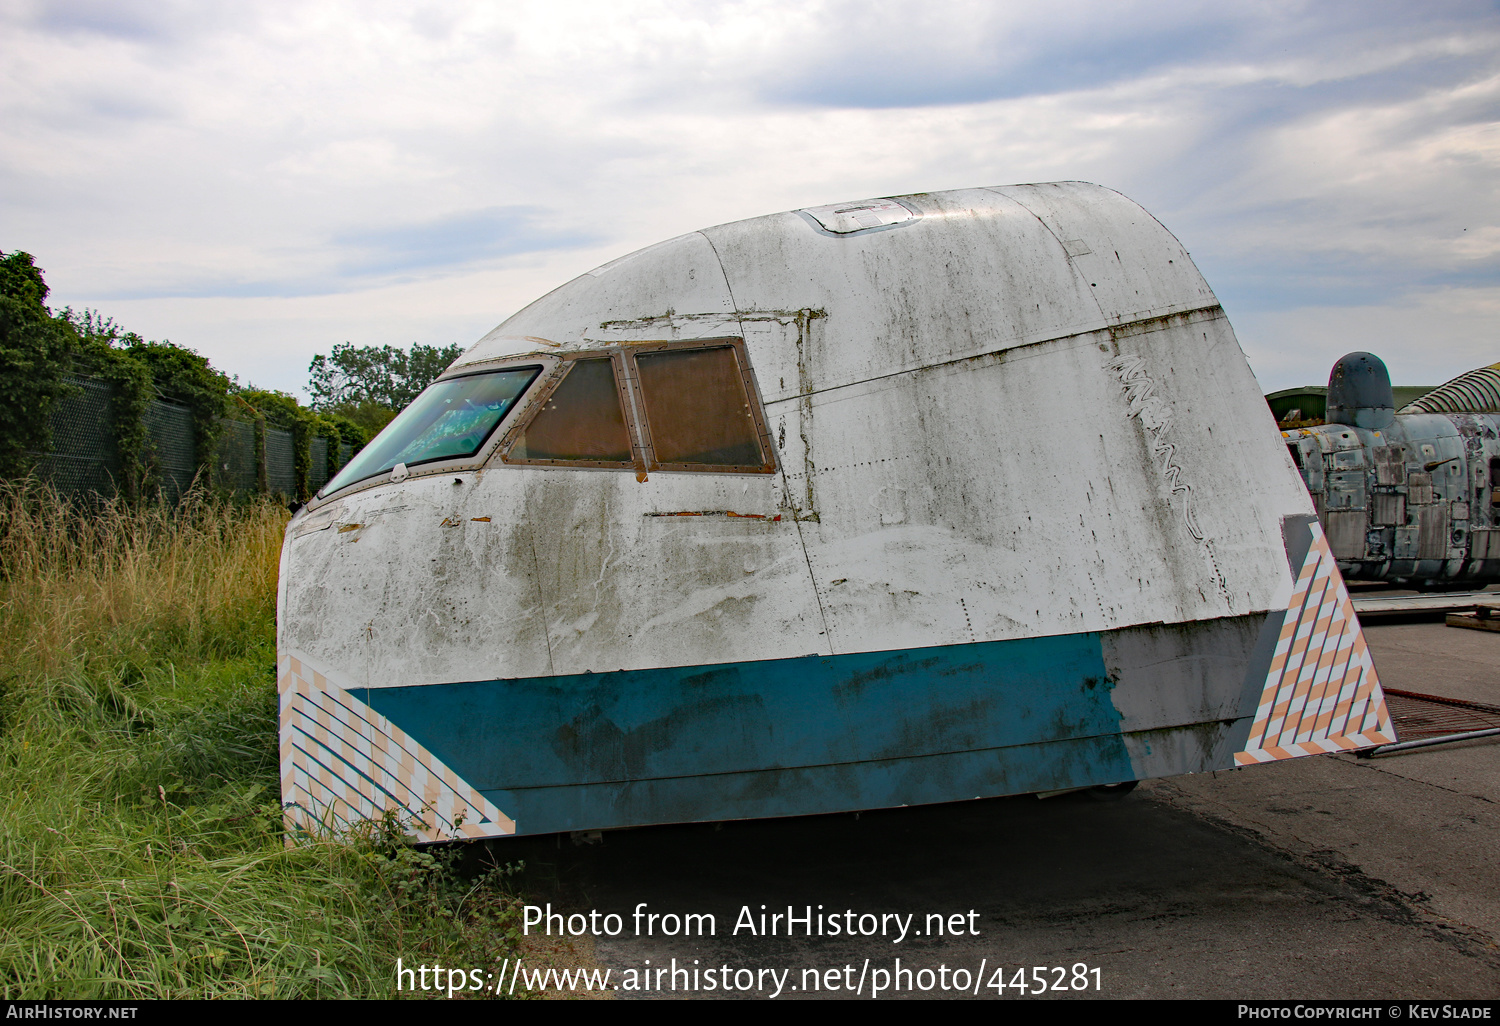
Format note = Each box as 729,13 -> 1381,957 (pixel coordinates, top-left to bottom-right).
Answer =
621,337 -> 777,475
497,352 -> 640,471
496,338 -> 777,477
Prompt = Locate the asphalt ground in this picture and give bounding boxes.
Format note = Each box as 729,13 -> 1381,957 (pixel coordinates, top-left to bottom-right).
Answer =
498,618 -> 1500,1000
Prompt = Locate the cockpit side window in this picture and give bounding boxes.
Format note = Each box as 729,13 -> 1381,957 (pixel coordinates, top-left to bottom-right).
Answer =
634,345 -> 772,471
501,338 -> 775,475
505,357 -> 634,466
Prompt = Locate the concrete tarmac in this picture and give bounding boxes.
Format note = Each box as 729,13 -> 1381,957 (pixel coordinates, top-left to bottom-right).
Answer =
503,620 -> 1500,1000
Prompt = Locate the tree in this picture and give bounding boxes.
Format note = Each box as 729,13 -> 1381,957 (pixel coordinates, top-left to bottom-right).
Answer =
307,342 -> 463,411
405,344 -> 461,399
0,250 -> 49,310
306,341 -> 463,441
307,343 -> 404,410
0,251 -> 77,476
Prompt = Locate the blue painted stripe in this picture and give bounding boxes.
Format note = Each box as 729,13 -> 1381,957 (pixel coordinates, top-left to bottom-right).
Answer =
354,631 -> 1134,832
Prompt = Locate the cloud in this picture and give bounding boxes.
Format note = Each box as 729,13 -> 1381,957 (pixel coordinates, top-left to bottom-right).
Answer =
22,0 -> 251,45
1233,285 -> 1500,392
735,1 -> 1499,109
77,208 -> 597,300
2,0 -> 1498,394
764,3 -> 1241,107
29,0 -> 184,42
333,206 -> 595,277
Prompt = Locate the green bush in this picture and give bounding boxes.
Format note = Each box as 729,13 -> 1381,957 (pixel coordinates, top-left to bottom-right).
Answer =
0,254 -> 76,478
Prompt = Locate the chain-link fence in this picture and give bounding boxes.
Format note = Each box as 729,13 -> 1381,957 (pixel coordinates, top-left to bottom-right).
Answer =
264,427 -> 296,497
216,419 -> 259,493
33,378 -> 122,496
309,437 -> 329,493
27,376 -> 353,502
141,400 -> 197,501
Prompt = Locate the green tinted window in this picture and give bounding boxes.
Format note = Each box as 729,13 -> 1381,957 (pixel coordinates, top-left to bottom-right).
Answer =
322,367 -> 540,493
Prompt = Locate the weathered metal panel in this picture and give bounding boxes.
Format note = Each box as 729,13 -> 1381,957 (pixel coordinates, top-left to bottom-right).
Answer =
1373,444 -> 1406,486
1326,471 -> 1366,510
518,469 -> 826,677
1371,492 -> 1405,526
283,477 -> 572,687
281,469 -> 828,687
989,183 -> 1219,328
346,615 -> 1280,834
701,188 -> 1102,406
1325,510 -> 1368,558
1102,615 -> 1264,775
1418,505 -> 1450,559
355,632 -> 1127,795
1407,470 -> 1435,506
765,312 -> 1300,652
1472,529 -> 1500,560
1394,526 -> 1421,559
465,231 -> 741,363
1326,446 -> 1366,470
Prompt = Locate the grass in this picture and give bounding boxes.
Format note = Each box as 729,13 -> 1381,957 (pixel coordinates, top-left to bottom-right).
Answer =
0,483 -> 530,999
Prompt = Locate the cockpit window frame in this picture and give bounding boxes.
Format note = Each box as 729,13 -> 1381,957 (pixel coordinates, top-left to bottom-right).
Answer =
499,337 -> 776,477
624,338 -> 778,475
307,337 -> 777,508
497,352 -> 642,471
307,355 -> 559,508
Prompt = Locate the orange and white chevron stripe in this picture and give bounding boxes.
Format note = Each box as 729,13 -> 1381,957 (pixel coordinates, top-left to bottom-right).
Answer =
1235,523 -> 1393,764
278,652 -> 516,842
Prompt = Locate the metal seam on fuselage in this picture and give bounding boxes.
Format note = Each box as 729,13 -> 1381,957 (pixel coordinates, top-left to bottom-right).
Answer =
347,609 -> 1279,692
758,304 -> 1225,409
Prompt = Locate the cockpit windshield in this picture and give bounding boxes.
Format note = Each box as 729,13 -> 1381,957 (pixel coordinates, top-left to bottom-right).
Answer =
321,366 -> 542,495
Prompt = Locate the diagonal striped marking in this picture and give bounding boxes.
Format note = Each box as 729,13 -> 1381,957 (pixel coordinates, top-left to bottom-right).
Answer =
1236,524 -> 1393,766
277,652 -> 516,842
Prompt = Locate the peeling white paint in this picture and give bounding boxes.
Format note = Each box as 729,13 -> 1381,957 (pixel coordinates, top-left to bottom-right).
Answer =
281,183 -> 1311,692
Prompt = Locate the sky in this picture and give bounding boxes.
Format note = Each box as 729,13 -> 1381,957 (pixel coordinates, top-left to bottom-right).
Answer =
2,0 -> 1498,398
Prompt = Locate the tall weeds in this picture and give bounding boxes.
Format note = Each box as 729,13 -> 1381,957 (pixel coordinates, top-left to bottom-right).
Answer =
0,483 -> 527,999
0,483 -> 283,676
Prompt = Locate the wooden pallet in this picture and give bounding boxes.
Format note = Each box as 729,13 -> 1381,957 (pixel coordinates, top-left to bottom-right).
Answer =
1446,603 -> 1500,632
